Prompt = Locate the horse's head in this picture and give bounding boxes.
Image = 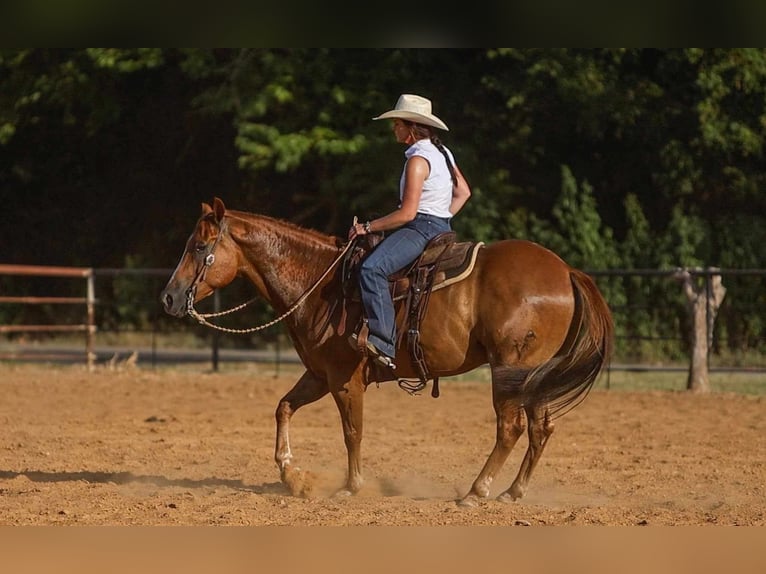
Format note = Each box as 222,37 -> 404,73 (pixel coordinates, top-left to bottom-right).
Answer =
160,197 -> 239,317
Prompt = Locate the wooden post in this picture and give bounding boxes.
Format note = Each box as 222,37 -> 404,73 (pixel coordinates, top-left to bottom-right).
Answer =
86,270 -> 96,372
673,268 -> 726,393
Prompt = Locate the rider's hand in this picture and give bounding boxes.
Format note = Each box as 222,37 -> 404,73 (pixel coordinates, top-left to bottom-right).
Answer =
348,221 -> 367,240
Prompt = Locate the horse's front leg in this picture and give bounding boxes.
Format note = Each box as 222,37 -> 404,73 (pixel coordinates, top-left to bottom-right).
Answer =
329,369 -> 367,497
275,370 -> 329,496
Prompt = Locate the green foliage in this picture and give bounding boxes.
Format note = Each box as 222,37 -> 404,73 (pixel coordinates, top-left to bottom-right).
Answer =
712,215 -> 766,353
550,165 -> 620,270
620,194 -> 653,268
85,48 -> 164,72
655,206 -> 707,268
107,254 -> 157,331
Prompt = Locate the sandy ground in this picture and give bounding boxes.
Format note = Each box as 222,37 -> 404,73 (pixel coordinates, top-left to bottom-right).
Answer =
0,362 -> 764,526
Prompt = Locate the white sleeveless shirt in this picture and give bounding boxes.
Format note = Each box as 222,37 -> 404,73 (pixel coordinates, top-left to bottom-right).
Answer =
399,139 -> 455,219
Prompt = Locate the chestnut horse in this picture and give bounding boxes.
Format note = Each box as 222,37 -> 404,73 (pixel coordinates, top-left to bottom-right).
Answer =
160,197 -> 613,506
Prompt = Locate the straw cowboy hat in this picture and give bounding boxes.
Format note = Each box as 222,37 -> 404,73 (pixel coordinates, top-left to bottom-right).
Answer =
373,94 -> 449,131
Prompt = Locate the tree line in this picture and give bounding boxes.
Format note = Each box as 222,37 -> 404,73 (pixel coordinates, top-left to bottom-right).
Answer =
1,49 -> 764,359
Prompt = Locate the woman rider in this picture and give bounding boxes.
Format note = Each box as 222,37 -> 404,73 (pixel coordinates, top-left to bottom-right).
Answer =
348,94 -> 472,369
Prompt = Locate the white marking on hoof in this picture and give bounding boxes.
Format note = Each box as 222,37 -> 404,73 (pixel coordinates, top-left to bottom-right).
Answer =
457,494 -> 481,508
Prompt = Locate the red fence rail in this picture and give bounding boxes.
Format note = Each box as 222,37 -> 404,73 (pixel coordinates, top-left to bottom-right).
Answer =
0,264 -> 96,369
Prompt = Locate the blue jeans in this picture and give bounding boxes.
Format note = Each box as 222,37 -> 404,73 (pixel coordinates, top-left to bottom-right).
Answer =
359,213 -> 452,358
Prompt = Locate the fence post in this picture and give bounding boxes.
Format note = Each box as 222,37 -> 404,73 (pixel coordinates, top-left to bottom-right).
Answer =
674,268 -> 727,393
211,290 -> 220,371
86,270 -> 95,371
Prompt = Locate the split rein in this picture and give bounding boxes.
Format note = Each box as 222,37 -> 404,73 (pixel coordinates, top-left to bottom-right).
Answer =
185,228 -> 356,335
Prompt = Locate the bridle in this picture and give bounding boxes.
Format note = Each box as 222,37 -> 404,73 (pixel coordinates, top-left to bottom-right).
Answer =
184,219 -> 355,335
184,218 -> 227,315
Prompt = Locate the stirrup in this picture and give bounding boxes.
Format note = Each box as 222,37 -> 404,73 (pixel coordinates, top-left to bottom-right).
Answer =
372,352 -> 396,370
349,333 -> 396,370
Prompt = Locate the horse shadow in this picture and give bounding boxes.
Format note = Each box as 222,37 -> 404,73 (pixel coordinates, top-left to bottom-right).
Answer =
0,469 -> 288,495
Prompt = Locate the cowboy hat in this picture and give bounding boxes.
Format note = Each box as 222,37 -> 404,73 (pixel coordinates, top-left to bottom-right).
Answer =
373,94 -> 449,131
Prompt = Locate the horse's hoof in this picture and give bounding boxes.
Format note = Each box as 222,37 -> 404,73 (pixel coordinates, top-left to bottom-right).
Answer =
496,492 -> 518,504
456,493 -> 481,508
281,465 -> 316,498
332,488 -> 354,499
500,485 -> 525,501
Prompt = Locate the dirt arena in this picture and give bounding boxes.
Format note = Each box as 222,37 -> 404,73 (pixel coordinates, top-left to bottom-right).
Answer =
0,362 -> 764,526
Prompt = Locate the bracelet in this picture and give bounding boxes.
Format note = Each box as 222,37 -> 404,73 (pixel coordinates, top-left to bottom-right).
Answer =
363,221 -> 372,233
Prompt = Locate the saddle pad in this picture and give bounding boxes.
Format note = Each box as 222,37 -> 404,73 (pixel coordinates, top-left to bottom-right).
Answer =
391,241 -> 484,301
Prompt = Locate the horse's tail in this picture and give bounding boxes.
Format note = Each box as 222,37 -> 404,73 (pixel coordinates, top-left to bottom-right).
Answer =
518,268 -> 614,417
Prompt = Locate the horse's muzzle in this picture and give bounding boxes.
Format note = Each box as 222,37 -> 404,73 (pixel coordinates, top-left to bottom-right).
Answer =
160,289 -> 186,318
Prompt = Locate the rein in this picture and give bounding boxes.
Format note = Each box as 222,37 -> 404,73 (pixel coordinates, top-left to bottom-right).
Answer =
185,236 -> 355,335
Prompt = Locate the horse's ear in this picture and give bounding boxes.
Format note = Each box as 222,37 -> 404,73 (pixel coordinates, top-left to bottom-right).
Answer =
212,197 -> 226,223
201,202 -> 213,216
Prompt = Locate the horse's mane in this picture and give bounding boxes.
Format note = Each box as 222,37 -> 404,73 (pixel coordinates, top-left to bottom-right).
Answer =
225,209 -> 343,250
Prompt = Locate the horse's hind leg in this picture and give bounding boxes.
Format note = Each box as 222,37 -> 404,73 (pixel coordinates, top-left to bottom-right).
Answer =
498,404 -> 555,502
275,370 -> 329,496
459,367 -> 527,507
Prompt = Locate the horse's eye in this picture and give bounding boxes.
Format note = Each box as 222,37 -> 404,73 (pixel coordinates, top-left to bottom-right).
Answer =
194,242 -> 206,253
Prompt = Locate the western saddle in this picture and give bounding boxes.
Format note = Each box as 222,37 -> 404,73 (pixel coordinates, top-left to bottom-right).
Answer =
341,231 -> 484,397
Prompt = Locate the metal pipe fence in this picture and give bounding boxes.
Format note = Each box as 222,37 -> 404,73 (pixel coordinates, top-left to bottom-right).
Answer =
1,265 -> 764,376
587,268 -> 765,373
0,264 -> 96,369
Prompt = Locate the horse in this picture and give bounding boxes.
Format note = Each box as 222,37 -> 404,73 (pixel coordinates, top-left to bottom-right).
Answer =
160,197 -> 614,506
